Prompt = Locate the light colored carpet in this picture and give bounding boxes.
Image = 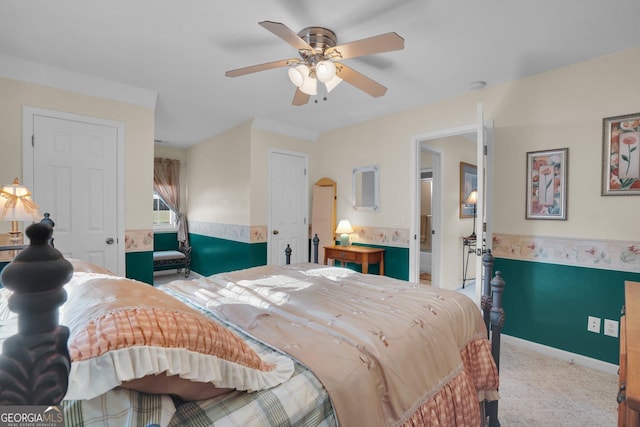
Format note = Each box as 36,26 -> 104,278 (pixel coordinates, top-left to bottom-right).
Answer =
498,339 -> 618,426
457,282 -> 619,426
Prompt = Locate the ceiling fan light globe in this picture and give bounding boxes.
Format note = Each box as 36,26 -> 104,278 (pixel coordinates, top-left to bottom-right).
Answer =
324,75 -> 343,93
315,60 -> 336,83
288,64 -> 308,87
300,75 -> 318,95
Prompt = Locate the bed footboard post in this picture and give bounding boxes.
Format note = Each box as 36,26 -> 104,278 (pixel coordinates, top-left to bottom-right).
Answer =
285,244 -> 292,265
481,249 -> 494,339
487,270 -> 506,427
0,222 -> 73,405
312,234 -> 319,264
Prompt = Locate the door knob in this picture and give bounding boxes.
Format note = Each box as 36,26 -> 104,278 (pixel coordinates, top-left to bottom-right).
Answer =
272,230 -> 279,235
106,237 -> 114,245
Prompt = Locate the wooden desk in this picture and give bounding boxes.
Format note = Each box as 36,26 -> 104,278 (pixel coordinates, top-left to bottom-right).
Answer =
324,245 -> 385,275
620,280 -> 640,426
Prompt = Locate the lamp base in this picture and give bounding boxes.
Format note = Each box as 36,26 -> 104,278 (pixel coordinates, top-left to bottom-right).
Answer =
8,230 -> 22,245
339,233 -> 350,246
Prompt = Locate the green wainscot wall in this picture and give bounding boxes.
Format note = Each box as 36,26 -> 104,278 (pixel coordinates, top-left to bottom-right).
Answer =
494,257 -> 640,365
189,235 -> 410,280
190,234 -> 267,276
154,232 -> 179,251
126,251 -> 154,285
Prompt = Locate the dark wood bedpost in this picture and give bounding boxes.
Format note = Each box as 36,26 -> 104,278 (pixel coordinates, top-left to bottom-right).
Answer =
312,234 -> 319,264
481,249 -> 494,339
0,222 -> 73,405
486,269 -> 506,427
490,271 -> 506,372
285,244 -> 292,265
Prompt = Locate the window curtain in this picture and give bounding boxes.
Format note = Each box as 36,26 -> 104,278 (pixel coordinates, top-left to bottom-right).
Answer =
153,157 -> 188,245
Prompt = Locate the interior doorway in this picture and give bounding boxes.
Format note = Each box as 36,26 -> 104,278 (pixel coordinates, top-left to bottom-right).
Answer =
410,107 -> 492,303
418,160 -> 434,285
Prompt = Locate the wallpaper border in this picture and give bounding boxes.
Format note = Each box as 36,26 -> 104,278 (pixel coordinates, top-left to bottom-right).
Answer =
187,221 -> 410,248
125,229 -> 154,252
350,225 -> 410,248
188,221 -> 267,244
492,233 -> 640,273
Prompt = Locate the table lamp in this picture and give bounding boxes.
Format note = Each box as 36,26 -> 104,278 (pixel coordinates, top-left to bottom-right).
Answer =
465,188 -> 478,239
335,220 -> 354,246
0,178 -> 40,245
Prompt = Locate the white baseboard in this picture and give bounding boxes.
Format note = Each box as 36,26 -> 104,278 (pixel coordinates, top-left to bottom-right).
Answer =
502,334 -> 619,376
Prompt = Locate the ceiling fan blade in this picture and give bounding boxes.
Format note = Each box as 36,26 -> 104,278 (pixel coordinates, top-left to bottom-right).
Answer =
259,21 -> 313,52
292,88 -> 310,106
225,58 -> 300,77
326,32 -> 404,60
335,63 -> 387,98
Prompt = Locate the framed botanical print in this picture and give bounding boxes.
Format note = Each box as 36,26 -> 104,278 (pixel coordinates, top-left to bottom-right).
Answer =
526,148 -> 568,220
602,113 -> 640,195
459,162 -> 477,218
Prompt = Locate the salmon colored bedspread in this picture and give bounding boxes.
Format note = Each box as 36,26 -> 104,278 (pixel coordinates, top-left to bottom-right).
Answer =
164,264 -> 499,427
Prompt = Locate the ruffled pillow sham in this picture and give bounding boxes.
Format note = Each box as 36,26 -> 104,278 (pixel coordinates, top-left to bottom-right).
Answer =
62,271 -> 293,401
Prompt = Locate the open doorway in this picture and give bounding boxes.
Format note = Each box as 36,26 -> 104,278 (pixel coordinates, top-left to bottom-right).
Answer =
418,157 -> 434,285
409,106 -> 492,302
415,133 -> 477,291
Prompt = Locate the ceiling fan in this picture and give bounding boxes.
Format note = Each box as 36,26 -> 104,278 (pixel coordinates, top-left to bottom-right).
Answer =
225,21 -> 405,106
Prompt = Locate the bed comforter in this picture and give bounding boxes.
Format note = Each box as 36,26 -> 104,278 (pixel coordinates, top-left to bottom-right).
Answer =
162,263 -> 499,427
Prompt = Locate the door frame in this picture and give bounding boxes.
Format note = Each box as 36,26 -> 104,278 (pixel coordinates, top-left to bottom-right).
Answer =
22,106 -> 126,276
267,148 -> 309,265
409,111 -> 493,300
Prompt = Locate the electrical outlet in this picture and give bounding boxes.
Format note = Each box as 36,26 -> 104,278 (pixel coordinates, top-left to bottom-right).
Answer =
604,319 -> 619,337
587,316 -> 601,333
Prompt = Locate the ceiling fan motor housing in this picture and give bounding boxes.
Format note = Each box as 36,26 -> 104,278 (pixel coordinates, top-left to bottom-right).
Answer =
297,27 -> 337,55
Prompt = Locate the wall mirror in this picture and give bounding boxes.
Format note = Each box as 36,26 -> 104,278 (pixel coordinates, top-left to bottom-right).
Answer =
353,165 -> 379,211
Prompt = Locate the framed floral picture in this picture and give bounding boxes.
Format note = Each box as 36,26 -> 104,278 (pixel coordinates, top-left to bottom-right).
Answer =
602,113 -> 640,195
526,148 -> 568,220
459,162 -> 477,218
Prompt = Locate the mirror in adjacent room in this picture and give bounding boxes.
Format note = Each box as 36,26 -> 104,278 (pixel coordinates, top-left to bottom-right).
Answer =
353,165 -> 379,211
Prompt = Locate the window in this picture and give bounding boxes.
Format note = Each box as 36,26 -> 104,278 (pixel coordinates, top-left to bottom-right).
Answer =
153,193 -> 176,228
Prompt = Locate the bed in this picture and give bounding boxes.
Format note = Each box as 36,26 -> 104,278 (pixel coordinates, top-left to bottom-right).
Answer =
0,221 -> 505,426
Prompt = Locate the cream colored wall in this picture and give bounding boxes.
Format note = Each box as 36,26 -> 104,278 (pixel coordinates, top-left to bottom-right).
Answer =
488,48 -> 640,241
309,48 -> 640,287
186,121 -> 251,225
313,98 -> 480,232
0,77 -> 155,232
186,121 -> 314,229
314,48 -> 640,248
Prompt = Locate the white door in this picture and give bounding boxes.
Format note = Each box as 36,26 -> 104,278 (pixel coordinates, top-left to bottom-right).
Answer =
27,113 -> 120,273
268,150 -> 308,266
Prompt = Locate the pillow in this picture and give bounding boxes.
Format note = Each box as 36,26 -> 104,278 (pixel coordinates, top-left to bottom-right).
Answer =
63,274 -> 294,401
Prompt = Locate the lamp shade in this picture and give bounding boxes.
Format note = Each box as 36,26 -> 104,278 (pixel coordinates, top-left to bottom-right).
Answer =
288,64 -> 309,87
299,74 -> 318,95
335,219 -> 353,246
324,74 -> 343,93
0,178 -> 40,221
315,60 -> 336,83
465,188 -> 478,205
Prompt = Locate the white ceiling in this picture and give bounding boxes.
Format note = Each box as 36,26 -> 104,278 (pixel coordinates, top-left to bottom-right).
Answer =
2,0 -> 640,148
